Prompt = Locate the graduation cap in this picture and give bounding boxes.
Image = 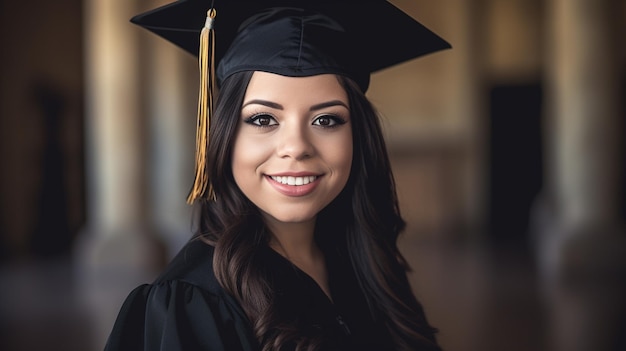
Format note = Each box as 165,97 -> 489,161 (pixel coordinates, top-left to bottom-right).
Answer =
131,0 -> 451,203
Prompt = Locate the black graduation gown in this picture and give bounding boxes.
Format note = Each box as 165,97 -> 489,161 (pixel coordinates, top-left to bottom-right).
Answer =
103,238 -> 394,351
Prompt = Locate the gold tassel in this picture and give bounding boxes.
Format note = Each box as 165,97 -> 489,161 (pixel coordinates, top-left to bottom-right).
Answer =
187,8 -> 217,204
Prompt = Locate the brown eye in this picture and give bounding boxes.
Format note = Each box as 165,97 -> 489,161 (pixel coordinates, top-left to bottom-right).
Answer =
245,114 -> 278,127
257,116 -> 272,125
312,115 -> 345,128
315,116 -> 332,126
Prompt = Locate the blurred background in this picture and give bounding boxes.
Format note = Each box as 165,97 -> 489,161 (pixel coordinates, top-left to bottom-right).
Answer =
0,0 -> 625,350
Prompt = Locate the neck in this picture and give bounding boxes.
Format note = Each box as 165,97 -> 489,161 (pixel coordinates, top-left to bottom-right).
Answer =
265,216 -> 332,301
264,217 -> 319,262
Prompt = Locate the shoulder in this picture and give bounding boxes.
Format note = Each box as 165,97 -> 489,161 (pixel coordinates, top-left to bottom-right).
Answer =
105,239 -> 258,351
154,238 -> 222,292
144,239 -> 245,321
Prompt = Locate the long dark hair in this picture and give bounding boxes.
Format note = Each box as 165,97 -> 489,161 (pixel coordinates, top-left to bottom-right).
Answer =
196,71 -> 440,351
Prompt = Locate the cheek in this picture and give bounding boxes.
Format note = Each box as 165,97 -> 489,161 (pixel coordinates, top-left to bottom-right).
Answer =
324,130 -> 353,179
231,133 -> 269,182
231,136 -> 253,181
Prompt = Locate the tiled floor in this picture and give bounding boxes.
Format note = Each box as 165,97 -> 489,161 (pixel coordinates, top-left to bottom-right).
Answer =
0,258 -> 92,351
402,239 -> 548,351
1,238 -> 624,351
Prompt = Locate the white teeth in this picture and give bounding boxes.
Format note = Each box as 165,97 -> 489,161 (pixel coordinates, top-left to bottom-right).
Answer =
270,175 -> 317,185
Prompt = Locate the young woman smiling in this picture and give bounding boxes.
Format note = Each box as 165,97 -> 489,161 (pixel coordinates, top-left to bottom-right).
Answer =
105,1 -> 451,350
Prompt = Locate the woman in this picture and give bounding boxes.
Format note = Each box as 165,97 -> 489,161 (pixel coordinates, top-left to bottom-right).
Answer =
105,1 -> 450,350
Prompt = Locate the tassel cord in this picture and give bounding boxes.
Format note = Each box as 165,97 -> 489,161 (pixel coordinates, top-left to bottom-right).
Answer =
187,8 -> 217,204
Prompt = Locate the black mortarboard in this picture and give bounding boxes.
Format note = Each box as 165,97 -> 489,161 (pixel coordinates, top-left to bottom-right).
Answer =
130,0 -> 450,203
131,0 -> 450,91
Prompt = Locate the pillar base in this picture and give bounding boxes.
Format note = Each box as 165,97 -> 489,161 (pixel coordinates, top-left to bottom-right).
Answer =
72,226 -> 166,351
532,213 -> 626,351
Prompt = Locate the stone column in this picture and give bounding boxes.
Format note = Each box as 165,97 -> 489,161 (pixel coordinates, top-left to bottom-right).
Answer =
75,0 -> 164,349
547,0 -> 622,230
541,0 -> 626,350
145,25 -> 197,258
448,0 -> 486,240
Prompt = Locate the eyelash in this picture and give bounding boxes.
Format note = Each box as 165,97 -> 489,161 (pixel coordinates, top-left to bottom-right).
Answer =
312,115 -> 347,128
243,113 -> 277,128
243,113 -> 347,129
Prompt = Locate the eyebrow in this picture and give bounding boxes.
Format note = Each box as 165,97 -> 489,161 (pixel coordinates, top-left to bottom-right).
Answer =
242,99 -> 283,110
310,100 -> 349,111
241,99 -> 349,111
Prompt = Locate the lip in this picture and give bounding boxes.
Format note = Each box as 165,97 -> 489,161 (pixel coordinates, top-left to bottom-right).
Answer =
268,171 -> 321,177
265,173 -> 323,197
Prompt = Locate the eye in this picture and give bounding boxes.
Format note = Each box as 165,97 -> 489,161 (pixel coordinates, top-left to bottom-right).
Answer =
245,113 -> 278,127
312,115 -> 345,128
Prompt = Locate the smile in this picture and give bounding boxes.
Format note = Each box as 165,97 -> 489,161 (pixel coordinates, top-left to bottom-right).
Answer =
265,174 -> 322,197
270,175 -> 318,186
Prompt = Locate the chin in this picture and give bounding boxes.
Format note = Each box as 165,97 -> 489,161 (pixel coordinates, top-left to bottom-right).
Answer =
262,209 -> 319,225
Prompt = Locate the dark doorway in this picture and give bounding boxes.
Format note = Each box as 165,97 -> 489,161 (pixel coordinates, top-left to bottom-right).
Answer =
488,82 -> 543,245
0,0 -> 85,260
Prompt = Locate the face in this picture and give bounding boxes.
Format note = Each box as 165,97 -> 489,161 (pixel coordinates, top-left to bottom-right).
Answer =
232,72 -> 352,228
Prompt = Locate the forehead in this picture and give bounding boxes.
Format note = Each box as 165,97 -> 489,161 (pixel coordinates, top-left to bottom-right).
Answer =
243,71 -> 348,104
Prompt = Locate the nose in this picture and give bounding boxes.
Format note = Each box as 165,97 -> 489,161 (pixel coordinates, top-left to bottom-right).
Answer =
276,122 -> 314,160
